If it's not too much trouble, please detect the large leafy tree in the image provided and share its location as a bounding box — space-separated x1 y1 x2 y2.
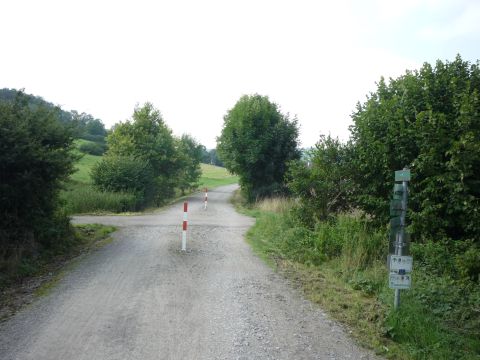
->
350 55 480 244
98 103 179 204
217 94 300 201
0 91 76 268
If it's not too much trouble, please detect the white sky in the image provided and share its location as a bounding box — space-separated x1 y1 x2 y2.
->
1 0 479 148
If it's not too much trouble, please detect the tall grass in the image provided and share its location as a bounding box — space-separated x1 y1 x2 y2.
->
255 197 294 213
61 183 139 215
243 197 480 360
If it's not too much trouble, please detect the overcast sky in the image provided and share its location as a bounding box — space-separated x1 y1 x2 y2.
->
1 0 479 148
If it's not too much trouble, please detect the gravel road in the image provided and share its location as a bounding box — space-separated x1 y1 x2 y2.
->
0 184 380 360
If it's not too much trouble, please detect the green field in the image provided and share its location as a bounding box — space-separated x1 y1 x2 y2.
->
70 156 237 189
198 163 239 189
71 140 102 184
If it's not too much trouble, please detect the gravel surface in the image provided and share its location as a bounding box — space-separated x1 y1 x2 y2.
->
0 184 381 360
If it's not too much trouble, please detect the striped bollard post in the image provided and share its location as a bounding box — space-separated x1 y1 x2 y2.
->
182 201 188 251
204 188 208 210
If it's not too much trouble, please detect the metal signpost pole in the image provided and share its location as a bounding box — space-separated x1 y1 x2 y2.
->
394 176 409 309
389 168 412 310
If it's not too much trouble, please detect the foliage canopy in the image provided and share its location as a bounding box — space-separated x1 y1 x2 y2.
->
92 103 202 205
217 94 300 201
349 55 480 246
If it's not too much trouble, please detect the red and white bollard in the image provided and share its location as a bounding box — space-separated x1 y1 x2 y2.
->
182 201 188 251
204 188 208 210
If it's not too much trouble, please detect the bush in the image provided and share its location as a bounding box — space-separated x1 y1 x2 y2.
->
91 155 155 206
349 55 480 250
79 141 106 156
287 136 353 225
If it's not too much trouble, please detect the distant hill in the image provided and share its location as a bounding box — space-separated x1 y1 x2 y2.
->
0 88 108 154
0 88 74 124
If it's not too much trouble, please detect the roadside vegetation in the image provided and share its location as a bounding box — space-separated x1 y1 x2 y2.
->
0 91 117 291
0 92 78 286
223 56 480 359
238 197 480 359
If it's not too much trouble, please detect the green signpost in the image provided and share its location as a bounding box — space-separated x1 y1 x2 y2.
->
388 168 413 309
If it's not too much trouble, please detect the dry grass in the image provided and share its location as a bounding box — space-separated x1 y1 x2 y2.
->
255 197 294 213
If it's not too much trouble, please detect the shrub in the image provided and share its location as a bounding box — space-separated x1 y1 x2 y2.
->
287 135 353 225
91 155 155 206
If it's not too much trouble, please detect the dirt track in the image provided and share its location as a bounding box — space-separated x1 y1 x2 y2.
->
0 184 380 360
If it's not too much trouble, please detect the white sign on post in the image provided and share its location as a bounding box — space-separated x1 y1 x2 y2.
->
389 273 412 289
389 255 413 272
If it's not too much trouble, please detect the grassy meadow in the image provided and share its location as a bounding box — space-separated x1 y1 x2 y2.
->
198 163 239 189
71 140 102 183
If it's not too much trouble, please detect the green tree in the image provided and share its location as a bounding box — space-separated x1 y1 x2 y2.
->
0 91 77 272
217 94 300 201
176 134 203 194
350 55 480 247
104 103 179 204
84 118 107 137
